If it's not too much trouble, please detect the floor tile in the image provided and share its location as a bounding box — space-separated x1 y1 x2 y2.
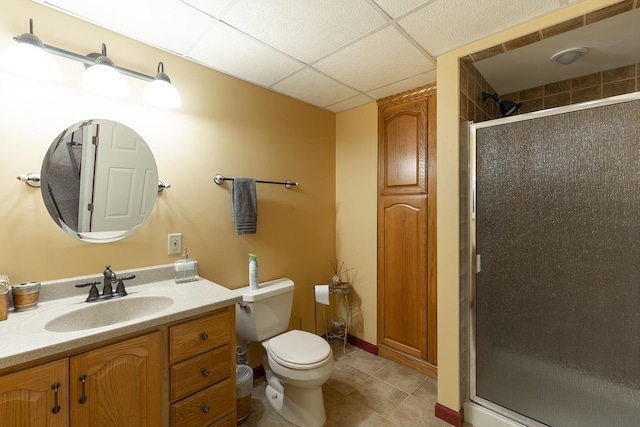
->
412 376 438 405
326 359 371 395
349 376 409 418
239 343 468 427
324 386 385 427
373 359 427 393
343 346 390 376
386 395 450 427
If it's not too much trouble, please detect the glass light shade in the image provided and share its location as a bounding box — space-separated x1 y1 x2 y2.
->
551 47 588 65
0 41 61 82
143 77 182 108
81 62 129 97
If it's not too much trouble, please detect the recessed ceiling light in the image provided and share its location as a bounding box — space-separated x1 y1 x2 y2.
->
551 47 588 65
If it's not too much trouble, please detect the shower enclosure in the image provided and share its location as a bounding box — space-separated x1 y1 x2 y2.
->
469 93 640 427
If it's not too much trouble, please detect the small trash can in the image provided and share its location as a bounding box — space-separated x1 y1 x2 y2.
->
236 365 253 424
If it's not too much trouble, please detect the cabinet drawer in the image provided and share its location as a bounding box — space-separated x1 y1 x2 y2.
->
171 378 234 427
171 345 231 401
208 411 236 427
170 310 230 364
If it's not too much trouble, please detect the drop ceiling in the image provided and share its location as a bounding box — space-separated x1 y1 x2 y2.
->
34 0 635 113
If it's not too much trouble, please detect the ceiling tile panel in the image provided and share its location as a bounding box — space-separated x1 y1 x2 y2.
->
326 93 377 113
188 22 304 87
399 0 563 56
35 0 630 113
221 0 388 63
372 0 434 18
180 0 238 18
271 68 359 107
314 26 434 92
365 70 436 100
39 0 215 54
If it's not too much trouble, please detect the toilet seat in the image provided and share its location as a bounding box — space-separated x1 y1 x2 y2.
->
266 330 332 370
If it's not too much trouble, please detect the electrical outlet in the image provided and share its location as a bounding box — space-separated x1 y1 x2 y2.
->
168 233 182 255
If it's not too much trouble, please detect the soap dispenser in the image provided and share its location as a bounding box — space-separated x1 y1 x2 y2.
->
175 248 196 284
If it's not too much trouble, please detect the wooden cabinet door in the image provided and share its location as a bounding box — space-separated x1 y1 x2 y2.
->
378 195 428 359
70 332 162 427
0 359 68 427
378 98 432 195
377 85 437 372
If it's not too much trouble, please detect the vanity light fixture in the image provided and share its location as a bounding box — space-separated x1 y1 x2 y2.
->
81 43 129 98
143 62 182 108
0 19 61 82
0 18 182 108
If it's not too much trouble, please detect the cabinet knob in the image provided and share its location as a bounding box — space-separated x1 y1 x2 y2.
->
202 369 209 377
200 333 208 341
202 405 210 413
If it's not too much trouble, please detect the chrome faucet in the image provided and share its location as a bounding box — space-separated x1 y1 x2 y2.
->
75 265 136 302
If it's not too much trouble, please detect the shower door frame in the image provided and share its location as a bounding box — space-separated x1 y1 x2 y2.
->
467 91 640 427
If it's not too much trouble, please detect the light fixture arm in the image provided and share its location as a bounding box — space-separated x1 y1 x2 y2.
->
41 43 154 82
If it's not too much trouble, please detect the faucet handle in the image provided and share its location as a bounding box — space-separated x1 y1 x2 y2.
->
114 279 127 297
75 281 101 302
114 275 135 297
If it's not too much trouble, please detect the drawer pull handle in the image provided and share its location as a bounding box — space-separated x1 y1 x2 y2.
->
200 333 208 341
202 404 210 413
51 382 61 414
78 374 87 404
202 369 209 377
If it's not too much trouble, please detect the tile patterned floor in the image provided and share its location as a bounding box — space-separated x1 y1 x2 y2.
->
240 341 461 427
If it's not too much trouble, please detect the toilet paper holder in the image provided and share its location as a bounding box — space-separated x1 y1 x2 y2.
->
313 282 351 354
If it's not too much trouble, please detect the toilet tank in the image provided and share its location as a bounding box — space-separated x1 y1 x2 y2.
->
234 278 294 343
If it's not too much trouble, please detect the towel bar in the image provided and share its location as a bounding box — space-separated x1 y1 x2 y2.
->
214 174 298 189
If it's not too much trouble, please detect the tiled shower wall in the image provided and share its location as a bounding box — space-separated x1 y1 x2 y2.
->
503 63 640 114
457 0 640 411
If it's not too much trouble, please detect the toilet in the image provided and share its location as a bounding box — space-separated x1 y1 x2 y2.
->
234 278 334 427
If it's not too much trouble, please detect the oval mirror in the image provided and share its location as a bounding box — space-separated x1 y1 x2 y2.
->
40 119 158 243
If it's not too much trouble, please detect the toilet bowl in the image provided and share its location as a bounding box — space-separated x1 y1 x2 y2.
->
262 330 334 427
234 278 335 427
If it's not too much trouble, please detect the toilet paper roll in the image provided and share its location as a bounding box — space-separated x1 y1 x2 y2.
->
314 285 330 305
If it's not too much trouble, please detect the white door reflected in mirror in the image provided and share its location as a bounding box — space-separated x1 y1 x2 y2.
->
40 119 159 243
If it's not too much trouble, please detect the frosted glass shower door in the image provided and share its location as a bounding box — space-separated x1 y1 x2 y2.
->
471 96 640 427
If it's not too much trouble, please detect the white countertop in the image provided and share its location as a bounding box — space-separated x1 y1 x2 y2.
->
0 265 241 371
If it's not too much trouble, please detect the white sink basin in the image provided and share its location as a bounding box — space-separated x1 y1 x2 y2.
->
45 296 174 332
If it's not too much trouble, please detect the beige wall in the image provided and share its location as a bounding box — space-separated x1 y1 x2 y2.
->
335 102 378 344
0 0 336 338
436 0 622 414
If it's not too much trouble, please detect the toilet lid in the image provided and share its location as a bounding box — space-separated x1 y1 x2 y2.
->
267 330 332 368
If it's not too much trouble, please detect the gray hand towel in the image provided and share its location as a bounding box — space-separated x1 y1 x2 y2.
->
232 177 257 235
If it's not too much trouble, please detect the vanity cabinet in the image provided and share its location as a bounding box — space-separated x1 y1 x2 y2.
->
0 304 236 427
169 308 236 427
70 332 162 427
0 358 69 426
